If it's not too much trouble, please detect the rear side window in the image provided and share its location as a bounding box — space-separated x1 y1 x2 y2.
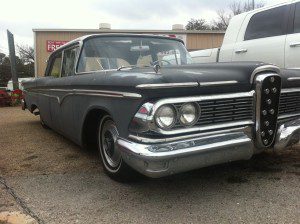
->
245 5 289 40
294 3 300 33
49 53 62 78
61 47 78 77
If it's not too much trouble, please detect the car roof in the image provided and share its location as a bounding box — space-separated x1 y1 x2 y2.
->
53 33 184 54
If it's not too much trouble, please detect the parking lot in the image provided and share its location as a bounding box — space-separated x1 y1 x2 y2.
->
0 106 299 223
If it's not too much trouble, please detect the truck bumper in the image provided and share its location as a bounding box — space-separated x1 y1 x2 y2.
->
118 118 300 178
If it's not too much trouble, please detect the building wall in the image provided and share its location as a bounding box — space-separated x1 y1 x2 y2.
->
186 33 224 51
35 31 87 76
35 31 224 76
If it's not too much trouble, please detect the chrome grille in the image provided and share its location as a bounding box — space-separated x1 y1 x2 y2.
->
174 96 253 127
279 91 300 116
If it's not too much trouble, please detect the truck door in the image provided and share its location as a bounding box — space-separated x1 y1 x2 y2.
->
232 5 290 68
285 2 300 69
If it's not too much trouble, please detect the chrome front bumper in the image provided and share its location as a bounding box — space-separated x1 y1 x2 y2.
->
118 118 300 178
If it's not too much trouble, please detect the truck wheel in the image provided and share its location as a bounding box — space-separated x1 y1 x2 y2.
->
98 115 139 182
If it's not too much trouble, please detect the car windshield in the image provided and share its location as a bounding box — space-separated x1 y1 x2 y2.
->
77 36 192 73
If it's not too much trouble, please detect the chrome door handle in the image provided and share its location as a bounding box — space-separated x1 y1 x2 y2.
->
290 42 300 47
235 49 248 53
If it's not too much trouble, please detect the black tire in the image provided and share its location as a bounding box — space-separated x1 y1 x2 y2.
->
97 115 140 182
40 115 50 129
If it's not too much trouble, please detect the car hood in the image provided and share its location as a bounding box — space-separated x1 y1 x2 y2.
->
99 62 278 98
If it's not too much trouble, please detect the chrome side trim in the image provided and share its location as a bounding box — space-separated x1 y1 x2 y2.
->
136 82 199 89
199 80 238 86
129 126 251 143
26 88 142 105
250 65 280 83
287 77 300 81
48 88 142 98
281 88 300 93
151 121 254 136
153 91 255 107
278 113 300 120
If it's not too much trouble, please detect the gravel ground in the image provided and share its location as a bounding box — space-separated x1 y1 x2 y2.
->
0 106 299 224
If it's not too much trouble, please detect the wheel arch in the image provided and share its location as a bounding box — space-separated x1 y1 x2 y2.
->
81 106 113 150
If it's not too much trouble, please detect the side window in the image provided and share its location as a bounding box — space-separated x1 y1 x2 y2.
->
294 3 300 33
49 53 62 78
245 6 289 41
61 47 78 77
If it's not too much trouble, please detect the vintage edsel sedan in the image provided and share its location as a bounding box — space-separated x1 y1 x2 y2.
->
22 34 300 181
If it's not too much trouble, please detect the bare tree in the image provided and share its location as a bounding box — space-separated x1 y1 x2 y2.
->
186 18 211 30
212 1 265 30
17 45 34 63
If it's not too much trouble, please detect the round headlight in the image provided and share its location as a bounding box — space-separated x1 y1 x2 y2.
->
179 103 200 126
155 105 177 129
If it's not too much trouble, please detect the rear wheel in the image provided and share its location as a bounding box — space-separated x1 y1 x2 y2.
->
98 115 139 182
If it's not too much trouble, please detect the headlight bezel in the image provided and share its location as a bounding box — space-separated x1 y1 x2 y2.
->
179 102 201 126
154 104 177 130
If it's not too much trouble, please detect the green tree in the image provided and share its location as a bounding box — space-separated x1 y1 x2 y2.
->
186 19 211 30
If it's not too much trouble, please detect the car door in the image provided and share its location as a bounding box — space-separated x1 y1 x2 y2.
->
232 5 290 68
49 45 79 138
285 2 300 69
36 53 63 128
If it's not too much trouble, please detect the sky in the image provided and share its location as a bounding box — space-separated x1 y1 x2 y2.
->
0 0 287 54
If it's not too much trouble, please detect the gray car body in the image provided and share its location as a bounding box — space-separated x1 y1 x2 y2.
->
23 34 300 151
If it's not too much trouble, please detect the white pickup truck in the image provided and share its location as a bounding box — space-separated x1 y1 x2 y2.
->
191 0 300 69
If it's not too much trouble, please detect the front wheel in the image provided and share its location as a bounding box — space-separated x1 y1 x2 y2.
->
98 115 139 182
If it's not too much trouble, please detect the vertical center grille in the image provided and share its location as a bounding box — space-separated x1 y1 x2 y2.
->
255 74 281 148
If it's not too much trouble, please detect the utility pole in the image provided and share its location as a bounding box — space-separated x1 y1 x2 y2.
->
7 30 18 90
252 0 255 10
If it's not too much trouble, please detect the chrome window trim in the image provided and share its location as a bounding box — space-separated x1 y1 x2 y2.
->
136 82 199 89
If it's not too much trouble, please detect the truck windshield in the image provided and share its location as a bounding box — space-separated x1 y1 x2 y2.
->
77 36 192 73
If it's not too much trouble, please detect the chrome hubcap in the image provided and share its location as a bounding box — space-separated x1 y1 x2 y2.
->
101 119 121 169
